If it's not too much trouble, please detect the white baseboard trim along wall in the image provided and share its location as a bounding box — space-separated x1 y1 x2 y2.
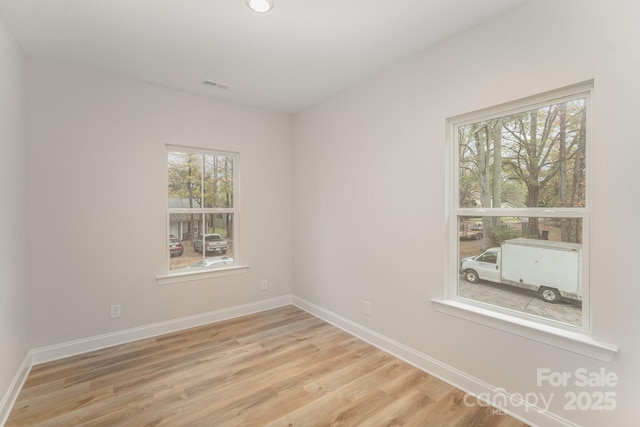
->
292 296 577 427
3 295 576 427
31 295 294 365
0 353 32 427
1 296 293 424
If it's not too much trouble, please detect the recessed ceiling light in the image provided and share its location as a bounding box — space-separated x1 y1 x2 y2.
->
245 0 274 13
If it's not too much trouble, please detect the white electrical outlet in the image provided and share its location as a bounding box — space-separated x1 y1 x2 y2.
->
110 304 122 319
261 280 268 290
363 300 371 315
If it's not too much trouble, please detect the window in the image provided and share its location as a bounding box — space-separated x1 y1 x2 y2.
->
166 146 238 273
449 83 591 330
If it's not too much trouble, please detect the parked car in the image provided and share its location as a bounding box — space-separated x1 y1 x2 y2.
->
193 233 228 254
471 222 483 231
188 256 234 269
459 223 483 240
169 237 184 257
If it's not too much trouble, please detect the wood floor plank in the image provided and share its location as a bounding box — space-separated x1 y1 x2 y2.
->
358 386 434 426
7 306 528 427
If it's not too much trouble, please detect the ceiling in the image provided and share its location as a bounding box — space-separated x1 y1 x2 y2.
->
0 0 525 113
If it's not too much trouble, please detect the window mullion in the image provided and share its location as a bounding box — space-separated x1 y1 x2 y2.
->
456 208 587 218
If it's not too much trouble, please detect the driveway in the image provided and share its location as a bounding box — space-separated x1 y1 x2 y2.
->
458 276 582 326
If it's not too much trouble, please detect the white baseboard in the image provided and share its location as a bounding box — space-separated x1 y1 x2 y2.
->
31 295 293 365
292 296 577 427
0 352 32 427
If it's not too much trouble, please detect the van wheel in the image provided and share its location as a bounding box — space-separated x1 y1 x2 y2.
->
541 287 561 303
464 270 479 283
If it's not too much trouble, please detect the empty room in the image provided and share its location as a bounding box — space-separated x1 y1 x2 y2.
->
0 1 638 426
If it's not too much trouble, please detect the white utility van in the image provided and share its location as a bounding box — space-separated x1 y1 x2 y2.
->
460 238 582 303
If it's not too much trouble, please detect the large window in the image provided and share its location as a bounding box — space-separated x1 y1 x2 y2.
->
450 83 591 329
167 146 238 273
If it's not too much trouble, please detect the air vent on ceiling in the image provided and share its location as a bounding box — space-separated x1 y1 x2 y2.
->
203 80 230 90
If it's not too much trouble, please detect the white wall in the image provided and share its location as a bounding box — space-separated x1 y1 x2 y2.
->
0 11 29 411
292 0 639 425
26 59 293 348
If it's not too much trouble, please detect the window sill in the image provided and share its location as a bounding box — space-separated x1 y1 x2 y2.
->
157 264 249 285
431 298 618 363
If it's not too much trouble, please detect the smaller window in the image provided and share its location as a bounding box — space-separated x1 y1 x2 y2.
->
166 147 238 273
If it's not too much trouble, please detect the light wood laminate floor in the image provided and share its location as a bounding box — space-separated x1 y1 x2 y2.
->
7 306 528 426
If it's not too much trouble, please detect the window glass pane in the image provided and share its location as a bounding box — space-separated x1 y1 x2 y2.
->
189 213 235 270
168 152 203 208
204 154 234 209
203 212 234 253
458 216 582 326
169 213 236 271
169 213 204 271
458 98 586 209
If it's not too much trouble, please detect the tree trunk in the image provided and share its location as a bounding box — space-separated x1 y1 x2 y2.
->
558 102 569 241
568 107 587 243
526 111 541 237
490 119 502 241
474 124 492 248
527 185 540 237
475 124 492 209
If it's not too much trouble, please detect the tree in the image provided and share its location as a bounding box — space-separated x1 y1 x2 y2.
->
459 98 586 244
168 152 203 238
459 120 505 247
564 102 586 243
502 106 559 236
490 118 503 240
201 154 234 238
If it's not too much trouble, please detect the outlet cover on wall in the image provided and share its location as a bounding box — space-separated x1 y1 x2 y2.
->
110 304 121 319
363 300 371 315
261 280 268 290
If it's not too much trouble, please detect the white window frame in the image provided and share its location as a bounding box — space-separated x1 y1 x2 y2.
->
432 81 618 362
157 145 248 284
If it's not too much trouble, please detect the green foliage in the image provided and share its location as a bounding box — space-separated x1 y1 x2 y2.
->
168 151 236 238
493 224 519 246
458 98 586 210
168 152 234 208
168 152 203 207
